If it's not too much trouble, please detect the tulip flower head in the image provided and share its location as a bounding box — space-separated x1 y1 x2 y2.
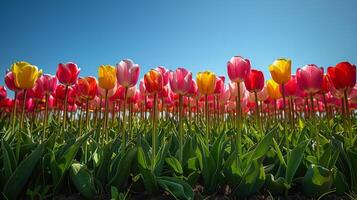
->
227 56 251 82
244 69 264 93
144 69 163 94
214 76 225 95
155 66 170 86
116 59 140 88
11 61 42 89
4 71 20 92
37 74 57 95
56 62 80 86
0 86 7 99
76 76 98 100
327 61 356 92
296 64 323 94
98 65 117 90
266 79 282 100
196 71 216 95
169 67 193 95
269 58 292 85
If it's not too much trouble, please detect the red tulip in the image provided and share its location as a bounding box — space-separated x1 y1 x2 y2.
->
56 62 80 85
116 59 140 88
227 56 251 82
321 74 330 94
169 68 192 95
280 75 298 97
296 64 323 94
76 76 98 100
38 74 57 94
4 71 20 92
187 80 198 97
244 69 264 93
327 62 356 92
0 86 6 99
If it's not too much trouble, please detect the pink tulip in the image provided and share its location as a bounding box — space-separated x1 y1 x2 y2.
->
4 71 20 92
38 74 58 94
227 56 251 82
296 64 323 94
187 80 198 97
155 66 170 86
214 76 225 95
257 85 269 101
0 86 6 99
169 68 192 95
56 62 80 85
116 59 140 88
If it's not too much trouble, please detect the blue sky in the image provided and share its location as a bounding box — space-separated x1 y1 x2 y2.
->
1 0 357 88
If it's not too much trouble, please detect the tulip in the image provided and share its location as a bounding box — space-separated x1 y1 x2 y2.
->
5 71 20 92
227 57 251 152
11 62 42 90
76 76 98 101
116 59 140 88
98 65 117 139
144 69 163 94
56 62 80 86
349 84 357 103
169 68 193 95
280 75 297 98
244 69 264 93
297 64 324 118
244 69 264 131
227 56 251 82
98 65 117 90
267 80 282 100
214 76 225 95
327 62 356 121
11 61 42 129
76 76 98 128
155 66 170 86
196 71 216 142
0 86 6 99
169 67 193 161
196 71 216 95
144 69 163 160
296 64 323 94
269 58 291 85
327 62 356 92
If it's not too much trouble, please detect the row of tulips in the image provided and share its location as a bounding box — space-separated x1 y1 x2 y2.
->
0 56 356 199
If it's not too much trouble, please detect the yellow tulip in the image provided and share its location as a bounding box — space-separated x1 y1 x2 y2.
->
196 71 216 95
266 79 282 100
269 58 291 84
11 61 42 89
98 65 117 90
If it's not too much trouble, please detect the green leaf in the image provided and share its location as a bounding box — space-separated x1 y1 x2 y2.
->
165 156 183 175
70 162 97 199
3 144 44 200
1 140 17 182
285 139 310 184
245 127 276 170
157 176 194 200
333 169 348 195
109 147 137 190
302 164 333 197
53 131 92 191
264 174 286 194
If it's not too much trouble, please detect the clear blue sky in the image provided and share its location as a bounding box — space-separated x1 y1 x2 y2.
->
1 0 357 87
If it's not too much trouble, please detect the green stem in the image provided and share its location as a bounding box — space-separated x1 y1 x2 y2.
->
179 94 184 162
104 89 109 141
20 89 27 129
152 93 158 166
43 93 49 140
63 85 69 132
12 91 17 134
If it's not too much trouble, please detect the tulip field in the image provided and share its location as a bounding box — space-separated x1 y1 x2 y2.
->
0 58 356 200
